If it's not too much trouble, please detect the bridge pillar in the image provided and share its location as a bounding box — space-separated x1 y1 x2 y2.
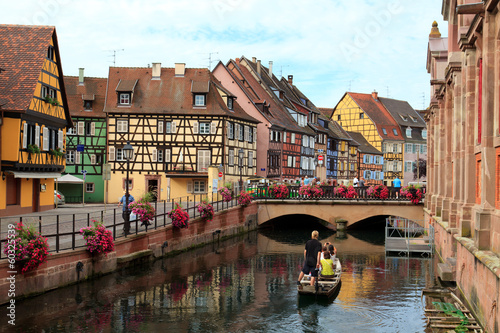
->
336 219 347 239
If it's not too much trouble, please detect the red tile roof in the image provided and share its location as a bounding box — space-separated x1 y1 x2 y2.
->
0 25 55 111
104 66 258 123
345 92 404 141
64 76 107 118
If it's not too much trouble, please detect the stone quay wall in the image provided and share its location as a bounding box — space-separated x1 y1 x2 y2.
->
0 203 258 305
427 211 500 333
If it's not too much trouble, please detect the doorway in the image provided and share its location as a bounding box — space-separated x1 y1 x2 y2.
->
147 179 158 201
32 179 40 212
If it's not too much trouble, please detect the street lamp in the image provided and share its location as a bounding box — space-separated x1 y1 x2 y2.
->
123 141 134 235
238 148 244 192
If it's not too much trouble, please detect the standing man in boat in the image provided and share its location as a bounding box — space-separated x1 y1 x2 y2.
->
297 230 323 287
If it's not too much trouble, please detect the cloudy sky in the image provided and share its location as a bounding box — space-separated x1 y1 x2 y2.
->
2 0 447 110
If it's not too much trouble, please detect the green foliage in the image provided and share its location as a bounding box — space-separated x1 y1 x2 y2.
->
27 144 40 154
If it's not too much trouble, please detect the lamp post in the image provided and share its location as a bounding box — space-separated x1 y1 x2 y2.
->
123 141 134 235
238 148 244 192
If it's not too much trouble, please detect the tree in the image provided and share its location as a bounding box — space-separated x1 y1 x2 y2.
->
412 158 427 180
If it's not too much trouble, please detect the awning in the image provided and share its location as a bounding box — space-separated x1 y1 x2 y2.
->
56 174 84 184
8 171 61 179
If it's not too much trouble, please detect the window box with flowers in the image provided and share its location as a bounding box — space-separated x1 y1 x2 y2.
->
27 144 41 154
400 184 423 204
43 95 60 106
3 222 49 274
196 198 214 221
366 184 389 199
80 220 114 256
268 184 289 199
218 183 233 202
168 203 190 228
129 192 156 226
299 184 324 199
237 191 252 207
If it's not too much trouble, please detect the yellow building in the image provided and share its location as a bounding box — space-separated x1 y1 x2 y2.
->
333 91 404 186
0 25 72 216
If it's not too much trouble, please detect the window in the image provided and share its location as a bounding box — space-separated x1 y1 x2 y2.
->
239 124 244 141
47 46 54 60
194 180 206 193
382 143 386 153
227 98 233 110
229 149 234 165
199 122 210 135
116 148 124 161
337 115 341 121
66 150 75 164
90 154 96 165
406 143 412 153
124 179 133 191
117 120 128 133
393 144 398 153
84 100 93 111
86 183 95 193
421 145 427 154
165 121 177 134
228 122 234 139
41 85 48 98
393 161 399 171
119 93 130 105
393 128 398 136
197 150 210 172
158 121 164 133
359 113 364 119
405 161 413 172
382 128 387 135
67 127 76 135
49 88 56 99
194 94 206 106
291 132 296 144
406 127 412 138
85 122 95 136
287 155 292 167
248 151 253 167
244 126 249 142
158 149 164 163
422 129 427 139
165 149 171 162
248 126 253 142
413 144 420 153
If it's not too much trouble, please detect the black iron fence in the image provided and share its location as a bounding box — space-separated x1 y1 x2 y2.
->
0 185 425 259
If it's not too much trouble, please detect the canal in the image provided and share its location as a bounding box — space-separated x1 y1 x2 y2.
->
3 217 436 332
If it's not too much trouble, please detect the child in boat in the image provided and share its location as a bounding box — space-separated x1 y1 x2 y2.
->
320 251 335 278
328 244 337 262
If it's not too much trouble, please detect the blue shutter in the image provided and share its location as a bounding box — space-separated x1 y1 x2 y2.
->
379 156 384 165
380 172 384 180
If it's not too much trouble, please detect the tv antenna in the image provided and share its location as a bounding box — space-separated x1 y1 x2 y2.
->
207 52 219 70
422 92 426 109
107 49 124 66
278 65 289 79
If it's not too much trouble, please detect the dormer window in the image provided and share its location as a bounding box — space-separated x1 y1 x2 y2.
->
406 127 412 138
227 97 233 110
422 129 427 139
119 93 130 105
194 94 206 106
393 128 398 136
409 115 418 122
84 100 93 111
382 128 387 135
399 114 408 121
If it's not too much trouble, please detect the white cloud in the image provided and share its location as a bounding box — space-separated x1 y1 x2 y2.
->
1 0 447 110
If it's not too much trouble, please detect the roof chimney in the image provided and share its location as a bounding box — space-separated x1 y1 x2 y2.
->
252 57 257 63
269 61 273 76
152 63 161 80
78 68 84 85
288 75 293 85
257 60 261 76
429 21 441 38
372 90 378 100
175 63 185 77
235 58 240 65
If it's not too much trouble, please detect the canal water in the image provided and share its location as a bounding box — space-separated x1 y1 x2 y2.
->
3 218 436 332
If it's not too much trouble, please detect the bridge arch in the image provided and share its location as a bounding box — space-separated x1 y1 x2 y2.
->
256 200 424 228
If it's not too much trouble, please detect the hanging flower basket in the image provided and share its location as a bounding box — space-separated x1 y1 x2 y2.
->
196 198 214 221
3 222 49 274
334 184 357 198
400 185 423 204
299 184 324 199
218 186 233 202
237 191 252 207
168 203 190 228
80 220 114 256
366 184 389 199
268 184 289 199
129 192 156 226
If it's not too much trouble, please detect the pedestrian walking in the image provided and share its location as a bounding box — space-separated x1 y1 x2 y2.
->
118 192 135 235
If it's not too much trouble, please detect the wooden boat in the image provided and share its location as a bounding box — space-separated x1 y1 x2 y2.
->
422 288 483 332
297 258 341 297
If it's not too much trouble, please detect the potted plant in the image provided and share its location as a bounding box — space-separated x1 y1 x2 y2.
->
334 184 357 198
3 222 50 274
49 147 64 157
168 203 190 228
366 184 389 199
400 184 423 204
237 191 252 207
128 192 156 226
268 183 289 199
80 220 114 256
196 198 214 221
299 184 324 199
27 144 40 154
218 183 233 202
43 95 59 106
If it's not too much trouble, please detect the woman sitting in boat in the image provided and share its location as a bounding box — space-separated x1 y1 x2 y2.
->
328 244 337 262
319 251 335 278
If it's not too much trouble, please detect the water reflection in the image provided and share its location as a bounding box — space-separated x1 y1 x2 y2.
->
3 224 434 332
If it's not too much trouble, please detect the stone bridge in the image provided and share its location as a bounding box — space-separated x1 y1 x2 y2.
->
256 200 424 228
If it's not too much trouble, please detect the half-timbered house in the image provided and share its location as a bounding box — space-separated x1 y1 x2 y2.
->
104 63 258 201
0 25 72 216
347 131 384 186
63 70 107 202
333 91 404 186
